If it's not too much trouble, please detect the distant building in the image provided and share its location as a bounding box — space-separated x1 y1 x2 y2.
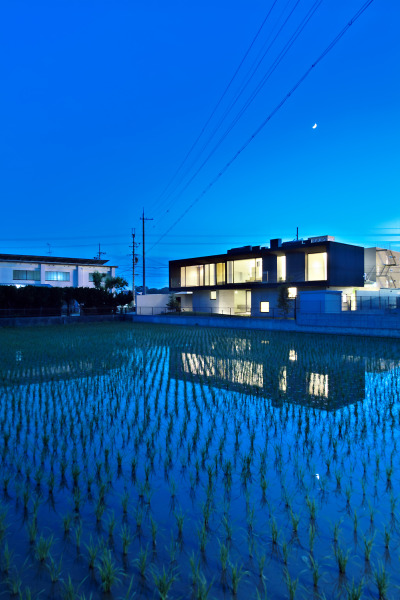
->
169 236 400 316
0 254 117 288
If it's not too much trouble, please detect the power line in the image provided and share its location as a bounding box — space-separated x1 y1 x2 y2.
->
156 0 322 218
149 0 376 253
149 0 280 217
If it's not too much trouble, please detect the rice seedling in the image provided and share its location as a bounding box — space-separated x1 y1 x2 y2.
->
230 562 248 596
334 543 350 574
1 541 14 574
283 568 298 600
96 548 122 593
373 561 389 599
85 535 98 569
47 553 63 583
135 544 148 579
35 534 54 561
120 524 133 556
346 578 364 600
151 565 178 600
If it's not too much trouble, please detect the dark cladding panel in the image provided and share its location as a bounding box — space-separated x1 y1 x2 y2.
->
286 253 305 282
329 243 364 287
169 264 180 288
262 254 277 283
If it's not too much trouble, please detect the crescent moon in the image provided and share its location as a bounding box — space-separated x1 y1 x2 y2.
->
312 123 317 129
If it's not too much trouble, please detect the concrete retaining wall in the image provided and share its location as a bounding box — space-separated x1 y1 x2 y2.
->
129 313 400 339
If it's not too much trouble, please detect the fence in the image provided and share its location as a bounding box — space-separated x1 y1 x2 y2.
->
136 305 294 318
299 295 400 315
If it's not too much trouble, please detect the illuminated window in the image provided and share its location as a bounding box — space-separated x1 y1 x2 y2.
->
288 287 297 299
307 252 327 281
184 265 204 287
210 291 217 300
204 264 210 286
13 270 40 281
233 258 262 283
227 261 233 284
289 349 297 361
45 272 70 281
180 267 186 287
209 264 216 286
260 301 269 313
277 256 286 282
216 263 225 285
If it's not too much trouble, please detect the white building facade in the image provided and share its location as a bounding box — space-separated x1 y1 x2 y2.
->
0 254 116 288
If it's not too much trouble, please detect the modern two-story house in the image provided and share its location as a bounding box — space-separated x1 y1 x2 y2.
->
169 235 370 316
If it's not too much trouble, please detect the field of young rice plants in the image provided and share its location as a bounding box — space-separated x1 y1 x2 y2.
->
0 322 400 599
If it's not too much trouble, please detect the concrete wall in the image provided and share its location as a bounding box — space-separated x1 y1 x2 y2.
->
137 294 170 315
299 290 342 314
191 289 235 314
130 313 400 339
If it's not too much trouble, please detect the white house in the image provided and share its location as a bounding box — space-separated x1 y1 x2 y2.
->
0 254 117 288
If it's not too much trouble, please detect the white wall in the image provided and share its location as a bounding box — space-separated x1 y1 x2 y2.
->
192 289 235 315
0 261 113 288
137 294 169 315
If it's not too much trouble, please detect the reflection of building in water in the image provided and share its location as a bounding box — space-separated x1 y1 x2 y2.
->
182 353 264 388
170 335 400 410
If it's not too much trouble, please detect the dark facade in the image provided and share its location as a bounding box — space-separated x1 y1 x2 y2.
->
169 236 365 292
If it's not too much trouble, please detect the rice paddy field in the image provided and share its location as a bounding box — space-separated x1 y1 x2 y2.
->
0 322 400 599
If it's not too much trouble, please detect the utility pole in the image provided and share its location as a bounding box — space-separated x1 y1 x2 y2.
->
140 209 153 295
95 243 106 260
130 229 140 308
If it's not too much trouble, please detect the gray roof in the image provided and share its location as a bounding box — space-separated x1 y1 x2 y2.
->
0 253 109 266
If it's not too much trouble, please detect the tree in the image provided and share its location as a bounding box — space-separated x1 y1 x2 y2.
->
104 276 128 292
277 284 290 318
166 294 181 312
92 271 106 290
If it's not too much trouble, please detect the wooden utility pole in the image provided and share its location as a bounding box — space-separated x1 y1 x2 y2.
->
140 209 153 295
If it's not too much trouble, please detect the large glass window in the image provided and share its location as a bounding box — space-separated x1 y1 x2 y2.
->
45 271 70 281
216 263 225 285
307 252 327 281
231 258 262 283
209 264 216 286
180 263 216 287
227 261 233 284
277 256 286 282
13 270 40 281
183 265 204 287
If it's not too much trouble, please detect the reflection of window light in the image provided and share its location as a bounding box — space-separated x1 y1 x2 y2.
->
289 349 297 361
210 291 217 300
288 287 297 299
16 351 22 362
309 373 328 397
181 352 263 387
260 301 269 313
279 366 287 392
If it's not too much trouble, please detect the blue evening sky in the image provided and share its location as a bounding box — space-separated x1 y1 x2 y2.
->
0 0 399 288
